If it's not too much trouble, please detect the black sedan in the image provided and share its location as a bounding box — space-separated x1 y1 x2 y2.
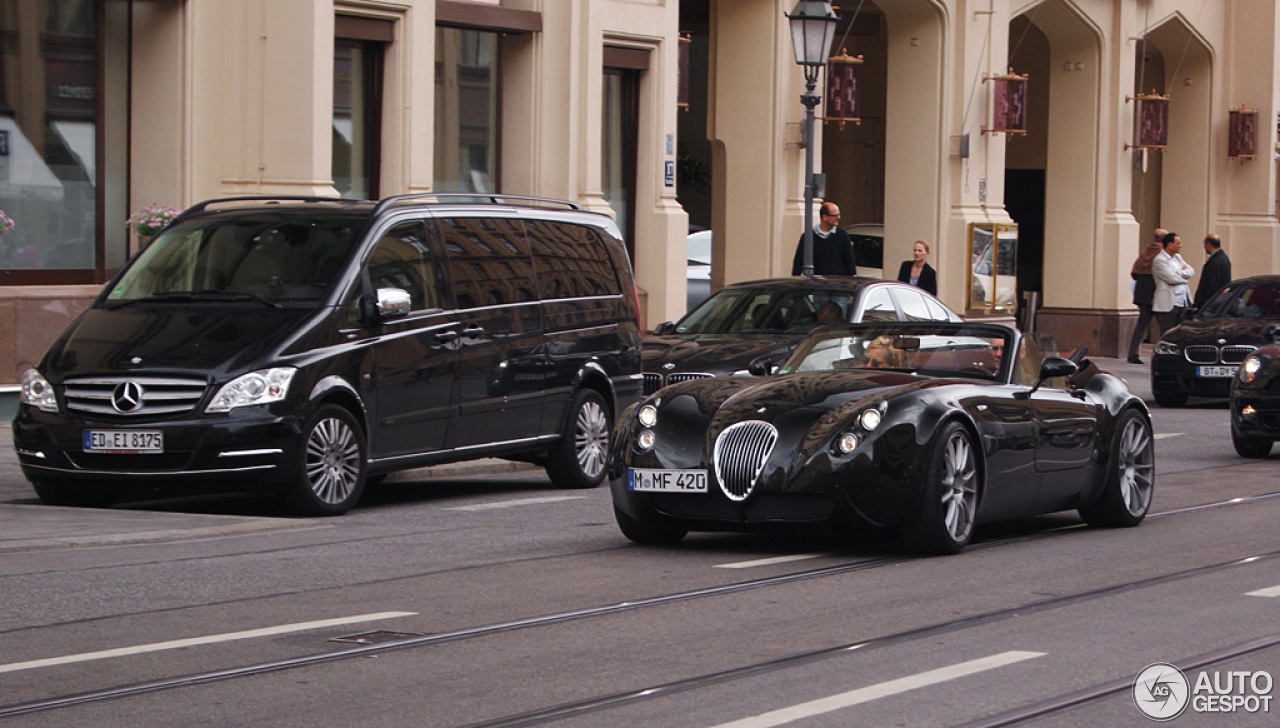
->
644 277 959 395
610 322 1154 555
1151 275 1280 407
1230 324 1280 457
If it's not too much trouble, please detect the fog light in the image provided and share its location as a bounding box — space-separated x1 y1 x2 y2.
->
837 432 859 454
637 429 656 450
1242 404 1257 417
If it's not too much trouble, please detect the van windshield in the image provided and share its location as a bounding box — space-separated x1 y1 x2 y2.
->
106 215 363 304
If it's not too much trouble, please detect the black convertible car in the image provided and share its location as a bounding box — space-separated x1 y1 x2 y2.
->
1230 324 1280 457
644 277 959 395
610 322 1154 554
1152 275 1280 407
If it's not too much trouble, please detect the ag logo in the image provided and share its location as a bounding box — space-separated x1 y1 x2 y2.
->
1134 662 1190 721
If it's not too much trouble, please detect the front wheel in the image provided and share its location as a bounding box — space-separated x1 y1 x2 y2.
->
1232 424 1273 458
280 404 366 516
1079 410 1154 527
546 389 611 489
901 421 980 555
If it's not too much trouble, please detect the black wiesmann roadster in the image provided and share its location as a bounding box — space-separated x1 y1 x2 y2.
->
608 322 1155 554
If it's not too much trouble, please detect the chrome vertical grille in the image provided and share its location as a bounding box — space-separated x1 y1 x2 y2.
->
643 373 663 395
1222 345 1256 365
667 373 712 385
1183 346 1219 364
713 420 778 502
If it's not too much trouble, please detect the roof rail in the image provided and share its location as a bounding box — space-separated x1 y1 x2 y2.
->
186 196 359 213
370 193 583 218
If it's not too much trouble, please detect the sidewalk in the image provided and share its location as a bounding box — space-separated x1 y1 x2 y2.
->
0 349 1153 553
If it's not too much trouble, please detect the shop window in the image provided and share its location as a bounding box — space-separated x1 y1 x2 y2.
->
333 16 390 200
434 27 499 193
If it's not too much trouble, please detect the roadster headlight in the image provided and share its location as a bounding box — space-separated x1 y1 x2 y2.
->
1154 341 1181 356
836 431 860 454
637 429 656 450
20 369 58 413
637 404 658 428
857 408 882 431
1240 355 1263 384
206 368 296 413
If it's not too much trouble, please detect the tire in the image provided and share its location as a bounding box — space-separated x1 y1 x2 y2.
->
546 389 611 489
614 506 687 545
1153 390 1187 408
281 404 366 516
1079 410 1155 527
1232 424 1273 458
901 421 980 555
30 479 113 508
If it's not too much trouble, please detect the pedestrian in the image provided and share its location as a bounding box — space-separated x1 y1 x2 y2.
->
1152 231 1194 335
1193 233 1232 309
791 202 856 276
896 240 938 295
1125 228 1165 364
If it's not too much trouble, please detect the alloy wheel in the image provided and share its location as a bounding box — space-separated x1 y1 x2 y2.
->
575 400 609 480
1117 417 1155 516
941 431 978 542
305 417 361 505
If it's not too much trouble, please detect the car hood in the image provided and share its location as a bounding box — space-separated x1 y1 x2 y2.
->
40 305 319 380
1164 317 1278 346
642 334 802 375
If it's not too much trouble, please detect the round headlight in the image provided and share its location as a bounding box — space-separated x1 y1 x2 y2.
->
637 404 658 428
1241 355 1263 383
858 408 882 431
837 431 859 454
637 429 656 450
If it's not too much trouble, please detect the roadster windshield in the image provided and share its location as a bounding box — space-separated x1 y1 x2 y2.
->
106 214 365 304
783 325 1010 381
674 287 857 334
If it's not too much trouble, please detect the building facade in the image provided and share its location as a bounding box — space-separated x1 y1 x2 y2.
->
0 0 1276 385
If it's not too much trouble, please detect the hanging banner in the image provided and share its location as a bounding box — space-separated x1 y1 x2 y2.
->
824 50 863 128
1135 93 1170 149
990 74 1028 134
1228 107 1258 159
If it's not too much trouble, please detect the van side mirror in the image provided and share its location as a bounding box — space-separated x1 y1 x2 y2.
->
747 356 773 377
362 288 411 324
1016 356 1077 399
654 321 676 335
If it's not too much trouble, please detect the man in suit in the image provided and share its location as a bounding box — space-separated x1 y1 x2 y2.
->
792 202 857 276
1152 231 1195 335
1193 233 1232 309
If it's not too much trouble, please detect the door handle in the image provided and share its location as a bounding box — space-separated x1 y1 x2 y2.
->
462 324 486 337
434 330 459 344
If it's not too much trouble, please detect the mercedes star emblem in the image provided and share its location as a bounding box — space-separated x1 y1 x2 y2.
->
111 381 144 413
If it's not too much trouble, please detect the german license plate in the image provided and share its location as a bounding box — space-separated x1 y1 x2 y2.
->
83 430 164 454
1196 365 1236 378
627 468 707 493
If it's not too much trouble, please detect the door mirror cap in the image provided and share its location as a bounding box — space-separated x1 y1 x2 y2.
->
747 356 773 377
375 288 412 320
1038 356 1078 380
654 321 676 335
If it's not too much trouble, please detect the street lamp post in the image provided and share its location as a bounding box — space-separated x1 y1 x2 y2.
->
786 0 839 276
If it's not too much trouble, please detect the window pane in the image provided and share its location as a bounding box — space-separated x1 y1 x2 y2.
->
434 27 497 193
333 42 376 200
438 218 533 309
368 222 439 311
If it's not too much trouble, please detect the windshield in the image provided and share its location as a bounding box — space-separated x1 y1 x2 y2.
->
106 215 364 303
781 324 1009 381
675 287 857 335
1197 281 1280 319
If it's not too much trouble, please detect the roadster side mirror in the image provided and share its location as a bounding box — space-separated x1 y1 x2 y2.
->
1015 356 1078 399
747 356 773 377
654 321 676 335
1264 324 1280 344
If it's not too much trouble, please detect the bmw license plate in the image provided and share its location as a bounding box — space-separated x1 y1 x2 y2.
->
1196 365 1236 378
84 430 164 454
627 468 707 493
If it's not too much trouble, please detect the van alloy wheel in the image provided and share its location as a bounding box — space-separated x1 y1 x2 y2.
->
284 404 366 516
547 389 611 489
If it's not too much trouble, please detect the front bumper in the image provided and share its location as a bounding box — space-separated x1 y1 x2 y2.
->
1231 389 1280 440
12 405 303 489
1151 354 1235 398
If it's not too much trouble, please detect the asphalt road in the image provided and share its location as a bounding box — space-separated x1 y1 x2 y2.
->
1 354 1276 727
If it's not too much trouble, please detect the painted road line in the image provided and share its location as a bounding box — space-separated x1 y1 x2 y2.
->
448 495 586 511
707 650 1046 728
714 554 829 570
0 611 417 675
1247 584 1280 598
1153 433 1184 440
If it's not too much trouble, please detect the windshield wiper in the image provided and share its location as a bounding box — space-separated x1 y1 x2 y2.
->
102 290 283 309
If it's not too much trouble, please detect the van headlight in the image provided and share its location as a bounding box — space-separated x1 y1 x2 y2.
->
20 369 58 413
206 368 296 413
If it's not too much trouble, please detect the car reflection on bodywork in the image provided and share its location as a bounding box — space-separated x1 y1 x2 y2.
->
612 322 1155 555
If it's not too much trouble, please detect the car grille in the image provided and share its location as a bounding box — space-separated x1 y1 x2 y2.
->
63 376 208 417
713 420 778 502
643 371 713 395
1184 345 1256 365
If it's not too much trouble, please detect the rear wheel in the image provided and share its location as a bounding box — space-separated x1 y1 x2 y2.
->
614 506 687 545
1232 424 1273 458
30 479 113 508
902 421 979 555
546 389 611 489
280 404 366 516
1079 410 1154 527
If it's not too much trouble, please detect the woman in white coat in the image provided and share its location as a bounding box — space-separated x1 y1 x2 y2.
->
1151 232 1195 335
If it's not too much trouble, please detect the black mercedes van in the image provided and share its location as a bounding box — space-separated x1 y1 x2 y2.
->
13 194 643 514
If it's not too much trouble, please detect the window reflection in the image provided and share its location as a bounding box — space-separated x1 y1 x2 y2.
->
434 27 498 193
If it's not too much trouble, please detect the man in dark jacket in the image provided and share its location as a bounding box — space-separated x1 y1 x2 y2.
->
1194 233 1231 309
792 202 857 276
